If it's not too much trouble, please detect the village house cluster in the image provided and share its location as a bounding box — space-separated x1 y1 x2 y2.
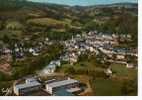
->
40 31 137 75
60 31 137 67
0 37 52 60
0 30 137 74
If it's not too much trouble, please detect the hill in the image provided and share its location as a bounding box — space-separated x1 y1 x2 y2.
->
0 0 138 44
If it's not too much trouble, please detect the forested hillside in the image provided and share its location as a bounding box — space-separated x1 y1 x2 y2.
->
0 0 138 42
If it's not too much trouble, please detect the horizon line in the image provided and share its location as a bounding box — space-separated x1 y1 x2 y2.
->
28 0 138 6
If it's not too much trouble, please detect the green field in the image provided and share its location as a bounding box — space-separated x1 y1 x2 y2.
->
111 63 137 77
111 63 128 76
93 78 122 96
27 18 68 28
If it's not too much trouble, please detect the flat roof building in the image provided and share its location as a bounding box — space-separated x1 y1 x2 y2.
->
13 78 41 96
46 78 79 94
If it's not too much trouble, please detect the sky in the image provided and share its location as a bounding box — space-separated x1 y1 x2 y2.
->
28 0 137 6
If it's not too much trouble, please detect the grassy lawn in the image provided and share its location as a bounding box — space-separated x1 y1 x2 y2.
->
75 61 104 71
94 78 122 96
57 61 104 76
111 63 137 78
111 63 128 76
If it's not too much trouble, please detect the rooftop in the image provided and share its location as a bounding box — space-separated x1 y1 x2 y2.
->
66 87 81 93
15 81 41 90
47 79 79 88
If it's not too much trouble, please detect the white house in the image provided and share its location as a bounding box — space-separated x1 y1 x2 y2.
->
43 64 56 74
3 48 11 54
116 55 125 60
126 63 134 69
105 68 112 76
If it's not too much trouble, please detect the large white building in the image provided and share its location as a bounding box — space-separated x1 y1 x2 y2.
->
45 78 80 94
13 78 41 95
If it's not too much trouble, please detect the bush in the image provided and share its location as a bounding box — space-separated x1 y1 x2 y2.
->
0 72 12 81
64 67 75 75
121 78 138 96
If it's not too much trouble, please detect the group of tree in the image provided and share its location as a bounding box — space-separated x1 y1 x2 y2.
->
0 0 45 11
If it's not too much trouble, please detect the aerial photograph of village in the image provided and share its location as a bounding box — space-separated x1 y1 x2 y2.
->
0 0 138 96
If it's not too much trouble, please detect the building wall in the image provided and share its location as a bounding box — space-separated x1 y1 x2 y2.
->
13 86 19 95
46 85 53 94
46 82 79 94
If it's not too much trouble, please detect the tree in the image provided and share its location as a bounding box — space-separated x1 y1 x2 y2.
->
2 35 10 44
121 78 137 96
0 21 3 30
64 67 75 75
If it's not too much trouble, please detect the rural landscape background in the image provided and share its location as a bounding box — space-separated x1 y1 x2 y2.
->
0 0 138 96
